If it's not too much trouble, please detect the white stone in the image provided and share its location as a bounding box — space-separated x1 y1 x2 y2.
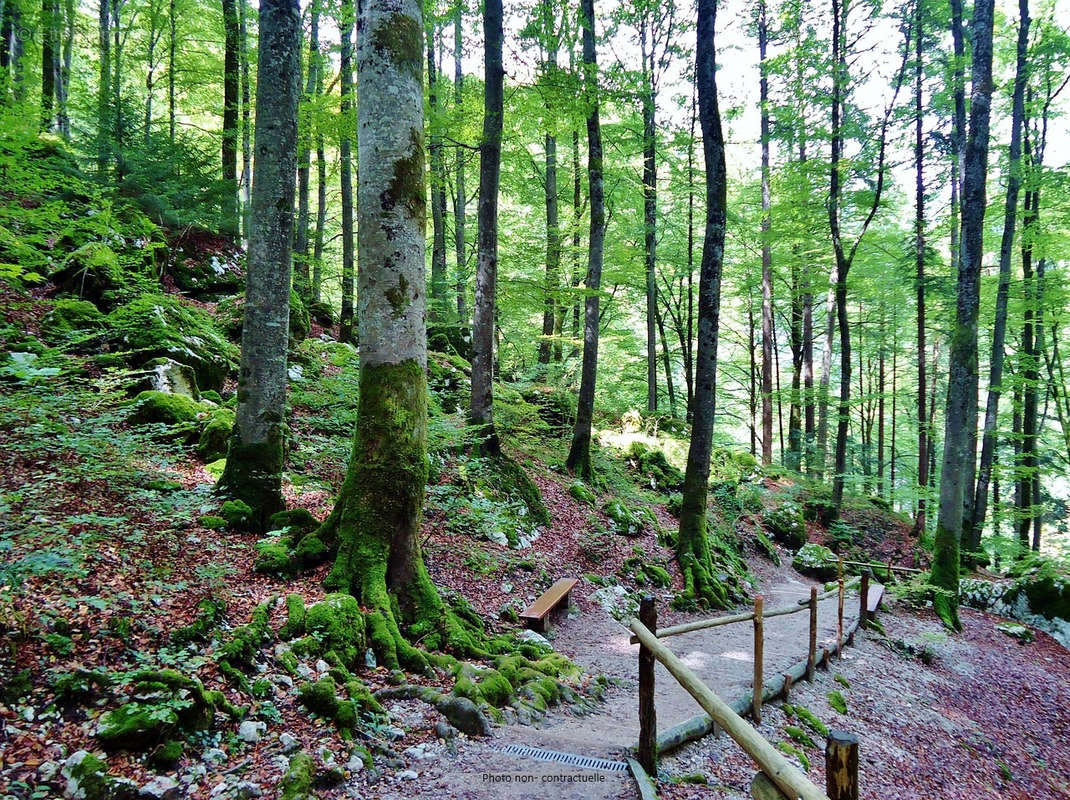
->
140 775 181 800
238 720 266 743
279 733 299 754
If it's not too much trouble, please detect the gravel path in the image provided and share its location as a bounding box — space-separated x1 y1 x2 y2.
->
367 571 862 800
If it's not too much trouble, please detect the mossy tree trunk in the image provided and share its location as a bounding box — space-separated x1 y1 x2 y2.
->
676 0 726 609
218 0 300 530
565 0 606 481
427 21 449 322
320 0 478 668
470 0 503 454
293 0 321 305
221 0 240 240
933 0 995 630
338 0 356 344
452 6 467 322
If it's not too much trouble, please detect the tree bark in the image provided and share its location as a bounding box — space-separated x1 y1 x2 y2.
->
538 0 560 365
758 0 773 466
338 1 356 343
239 0 251 238
453 4 467 321
427 20 449 321
564 0 606 480
967 0 1029 556
293 0 321 305
677 0 728 609
912 0 928 535
221 0 240 240
40 0 55 129
98 0 111 173
641 13 658 413
933 0 995 629
218 0 301 530
470 0 504 452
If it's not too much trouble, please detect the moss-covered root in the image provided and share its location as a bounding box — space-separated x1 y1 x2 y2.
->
218 598 276 686
675 510 729 611
320 360 487 666
280 751 315 800
216 429 287 533
374 684 493 737
279 593 307 640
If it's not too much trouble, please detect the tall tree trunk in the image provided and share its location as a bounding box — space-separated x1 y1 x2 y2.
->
758 0 773 465
677 0 728 609
40 0 55 129
98 0 111 173
293 0 321 305
218 0 300 530
168 0 175 144
565 0 605 479
538 0 560 365
877 307 885 498
320 0 480 666
967 0 1029 555
815 276 835 478
221 0 240 240
338 2 356 343
427 20 448 322
641 14 657 413
239 0 251 238
684 90 696 422
656 299 676 417
1018 179 1038 552
453 5 467 321
933 0 995 629
312 46 326 303
58 0 73 138
144 1 157 144
748 293 757 457
470 0 504 452
912 0 928 536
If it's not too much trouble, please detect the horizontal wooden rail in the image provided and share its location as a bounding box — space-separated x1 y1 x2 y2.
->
629 617 830 800
840 559 922 573
629 577 861 644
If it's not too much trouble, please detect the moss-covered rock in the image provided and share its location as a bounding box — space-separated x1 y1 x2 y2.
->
42 298 105 337
289 289 310 345
166 231 244 298
128 390 208 427
792 542 838 581
171 598 225 646
62 750 139 800
625 441 685 492
279 594 307 640
199 514 227 530
604 498 643 537
1005 556 1070 622
280 751 315 800
133 357 201 401
147 739 184 770
95 670 225 750
269 508 319 536
221 499 254 530
217 601 273 670
305 594 366 668
254 538 295 575
106 294 238 391
48 242 125 307
196 407 234 461
569 482 597 506
308 299 334 327
763 501 807 550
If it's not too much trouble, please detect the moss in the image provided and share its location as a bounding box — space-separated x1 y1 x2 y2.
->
201 389 224 404
625 441 685 492
640 564 672 588
790 705 829 737
569 481 597 506
199 514 227 530
776 741 810 771
254 539 295 575
52 669 113 705
785 725 816 748
305 594 366 669
603 498 642 537
298 677 340 717
280 751 314 800
218 600 273 671
217 429 287 532
371 13 424 83
763 501 807 550
196 407 235 462
290 636 320 658
474 669 514 707
279 594 307 640
128 390 208 427
148 740 184 770
289 289 310 344
294 534 328 567
827 690 847 714
221 499 254 529
49 242 123 306
792 543 838 581
42 298 104 336
269 508 319 536
172 598 225 646
277 649 299 674
345 678 385 717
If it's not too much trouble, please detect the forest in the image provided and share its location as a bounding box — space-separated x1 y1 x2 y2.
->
1 0 1069 797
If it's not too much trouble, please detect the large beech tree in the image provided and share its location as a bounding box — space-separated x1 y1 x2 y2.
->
676 0 728 608
218 0 301 529
318 0 477 664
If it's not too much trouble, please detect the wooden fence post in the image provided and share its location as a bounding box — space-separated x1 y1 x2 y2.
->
859 572 870 628
886 558 893 583
753 595 764 723
638 595 657 775
807 585 817 681
825 730 859 800
837 561 845 659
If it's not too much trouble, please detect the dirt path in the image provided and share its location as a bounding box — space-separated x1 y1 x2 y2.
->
367 573 861 800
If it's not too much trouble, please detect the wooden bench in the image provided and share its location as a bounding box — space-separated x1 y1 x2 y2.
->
520 578 578 632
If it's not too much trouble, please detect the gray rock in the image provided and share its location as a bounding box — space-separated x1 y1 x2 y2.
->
234 780 262 798
364 648 377 669
515 629 551 648
433 721 456 741
278 732 300 754
295 663 315 680
346 754 366 774
314 659 330 674
139 776 181 800
383 725 405 741
181 764 207 784
202 747 227 765
37 760 60 782
435 696 492 737
145 359 200 400
287 364 304 382
397 770 418 781
402 745 426 760
237 720 265 743
269 673 294 690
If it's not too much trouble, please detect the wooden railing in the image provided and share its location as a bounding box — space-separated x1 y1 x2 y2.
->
629 565 871 800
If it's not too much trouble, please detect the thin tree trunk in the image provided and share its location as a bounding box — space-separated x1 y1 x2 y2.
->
538 0 560 365
40 0 55 129
470 0 504 452
239 0 251 238
878 307 885 498
58 0 73 138
758 0 773 465
168 0 175 144
967 0 1029 555
98 0 111 173
221 0 240 239
312 48 326 303
453 5 467 321
913 0 928 535
293 0 320 305
933 0 995 629
677 0 728 608
219 0 300 529
642 14 658 413
427 20 449 322
338 2 356 343
565 0 606 479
